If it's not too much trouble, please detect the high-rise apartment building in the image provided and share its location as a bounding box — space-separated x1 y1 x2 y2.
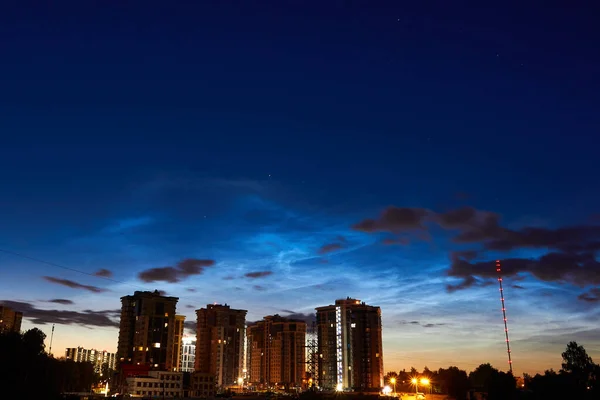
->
117 290 185 371
181 337 196 372
0 305 23 333
247 315 306 388
195 304 247 388
316 298 383 391
65 347 117 372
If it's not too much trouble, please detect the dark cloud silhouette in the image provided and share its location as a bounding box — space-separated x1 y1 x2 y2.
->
93 269 113 278
157 290 168 296
318 242 344 254
244 271 273 279
280 312 316 325
446 276 478 293
512 284 525 290
452 250 478 260
47 299 74 305
43 276 107 293
438 207 504 243
0 300 119 328
317 236 348 255
483 226 600 252
222 276 235 280
186 304 195 309
184 321 196 333
253 285 266 291
447 252 600 291
187 288 197 292
352 207 429 233
138 267 179 283
397 320 446 328
578 288 600 302
138 258 215 283
423 323 446 328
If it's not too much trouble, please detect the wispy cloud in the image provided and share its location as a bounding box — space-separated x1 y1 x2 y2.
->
43 277 107 293
1 300 119 328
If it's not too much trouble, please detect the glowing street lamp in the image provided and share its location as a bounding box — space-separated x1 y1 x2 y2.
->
389 377 396 396
411 378 430 399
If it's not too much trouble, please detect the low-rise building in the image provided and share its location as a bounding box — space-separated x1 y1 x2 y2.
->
191 372 216 398
125 371 183 398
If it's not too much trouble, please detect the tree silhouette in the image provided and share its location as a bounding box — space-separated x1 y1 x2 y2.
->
0 329 95 399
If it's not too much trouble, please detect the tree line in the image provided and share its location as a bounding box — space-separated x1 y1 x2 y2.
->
0 328 110 399
383 341 599 400
1 328 598 400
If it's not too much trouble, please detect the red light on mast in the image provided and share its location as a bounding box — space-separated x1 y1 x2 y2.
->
496 260 513 374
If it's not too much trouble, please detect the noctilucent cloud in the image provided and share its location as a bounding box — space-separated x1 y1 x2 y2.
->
1 1 599 375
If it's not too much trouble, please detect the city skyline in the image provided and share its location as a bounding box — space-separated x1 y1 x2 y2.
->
1 0 599 380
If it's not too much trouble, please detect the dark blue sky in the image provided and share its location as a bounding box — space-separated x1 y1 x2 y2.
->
1 1 599 373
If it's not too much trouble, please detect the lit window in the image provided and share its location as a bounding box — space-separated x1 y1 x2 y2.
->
351 323 356 328
153 343 161 348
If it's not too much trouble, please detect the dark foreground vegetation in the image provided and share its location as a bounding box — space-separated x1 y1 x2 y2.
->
0 328 105 399
1 328 598 400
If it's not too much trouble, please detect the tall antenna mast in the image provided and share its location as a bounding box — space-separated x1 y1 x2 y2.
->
49 324 55 357
496 260 513 373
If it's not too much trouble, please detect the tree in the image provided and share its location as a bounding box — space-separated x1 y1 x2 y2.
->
561 341 599 397
438 366 469 400
22 327 46 357
384 371 398 384
469 363 516 400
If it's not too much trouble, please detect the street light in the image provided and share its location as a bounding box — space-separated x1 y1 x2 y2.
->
389 378 396 396
411 378 430 399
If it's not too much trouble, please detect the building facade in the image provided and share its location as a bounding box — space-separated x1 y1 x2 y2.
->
0 305 23 333
181 337 196 372
316 298 383 391
247 315 306 389
125 370 183 398
195 303 247 388
191 372 216 398
65 347 116 372
117 290 185 371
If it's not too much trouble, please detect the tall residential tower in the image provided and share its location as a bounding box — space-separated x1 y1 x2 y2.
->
316 298 383 391
117 290 185 371
247 315 306 388
0 305 23 333
195 304 247 388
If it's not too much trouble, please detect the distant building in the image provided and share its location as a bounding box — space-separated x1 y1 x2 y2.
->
195 303 247 388
247 315 306 389
316 298 384 391
0 305 23 333
117 290 185 372
65 347 116 372
125 370 183 398
181 337 196 372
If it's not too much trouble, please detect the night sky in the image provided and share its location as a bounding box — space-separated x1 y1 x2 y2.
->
1 1 599 375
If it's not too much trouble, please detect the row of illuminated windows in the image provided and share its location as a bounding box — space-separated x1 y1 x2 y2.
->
136 391 179 396
136 382 181 388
